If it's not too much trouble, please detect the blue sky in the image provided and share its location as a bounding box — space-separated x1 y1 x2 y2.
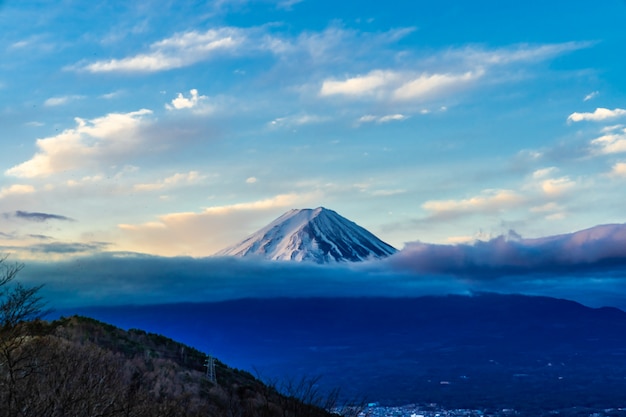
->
2 0 626 260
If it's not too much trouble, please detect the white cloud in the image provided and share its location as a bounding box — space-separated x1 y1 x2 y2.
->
101 90 124 99
202 193 317 214
320 70 400 97
357 115 377 124
422 189 523 217
584 91 599 102
25 121 45 127
393 70 484 101
369 188 406 196
532 167 558 179
81 28 245 73
357 114 408 124
458 41 592 66
379 114 408 123
590 127 626 155
165 89 212 113
567 108 626 123
6 109 153 178
610 162 626 177
545 212 566 221
277 0 303 9
530 202 564 213
446 235 476 244
540 176 575 196
525 169 576 199
44 95 84 107
66 175 105 187
0 184 36 199
319 42 585 103
601 124 625 133
8 34 55 52
134 171 206 191
246 177 258 184
320 69 482 102
269 113 327 128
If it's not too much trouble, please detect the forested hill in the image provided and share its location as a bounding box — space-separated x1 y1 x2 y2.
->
0 315 340 417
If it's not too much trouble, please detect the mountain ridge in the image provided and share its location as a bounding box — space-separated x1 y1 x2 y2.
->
68 293 626 413
215 207 396 263
1 315 336 417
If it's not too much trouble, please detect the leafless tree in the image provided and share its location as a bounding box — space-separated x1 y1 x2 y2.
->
0 257 48 417
0 258 46 327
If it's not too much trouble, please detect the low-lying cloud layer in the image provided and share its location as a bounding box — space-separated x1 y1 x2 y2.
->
17 223 626 311
389 223 626 277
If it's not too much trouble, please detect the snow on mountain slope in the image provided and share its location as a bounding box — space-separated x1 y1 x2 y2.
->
215 207 397 263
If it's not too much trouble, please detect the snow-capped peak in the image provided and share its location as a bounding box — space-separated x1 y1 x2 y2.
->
215 207 397 263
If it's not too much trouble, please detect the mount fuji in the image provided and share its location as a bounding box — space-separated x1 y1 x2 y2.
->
215 207 397 263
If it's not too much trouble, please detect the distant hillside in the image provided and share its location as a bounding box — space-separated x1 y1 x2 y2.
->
71 294 626 414
0 315 341 417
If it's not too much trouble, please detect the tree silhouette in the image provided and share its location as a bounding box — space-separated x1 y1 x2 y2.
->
0 257 47 417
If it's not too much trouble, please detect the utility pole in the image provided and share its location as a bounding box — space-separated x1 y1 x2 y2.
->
205 355 216 384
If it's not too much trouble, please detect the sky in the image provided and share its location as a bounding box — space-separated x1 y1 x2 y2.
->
2 1 626 269
0 0 626 259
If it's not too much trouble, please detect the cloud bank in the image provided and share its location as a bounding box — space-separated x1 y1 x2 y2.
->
388 223 626 277
16 223 626 311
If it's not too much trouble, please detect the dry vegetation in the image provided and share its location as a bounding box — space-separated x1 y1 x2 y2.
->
0 259 354 417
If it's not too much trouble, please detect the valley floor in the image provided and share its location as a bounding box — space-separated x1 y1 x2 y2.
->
357 404 626 417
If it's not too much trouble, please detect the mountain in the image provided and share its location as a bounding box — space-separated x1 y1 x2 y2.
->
3 315 336 417
71 294 626 414
215 207 397 263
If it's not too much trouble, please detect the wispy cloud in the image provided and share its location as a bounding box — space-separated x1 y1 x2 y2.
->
456 41 592 66
79 28 248 73
10 210 74 222
584 91 599 101
100 90 124 100
133 171 206 191
568 108 626 123
277 0 304 10
319 42 588 103
8 34 56 52
44 95 84 107
320 69 482 101
422 189 524 219
357 114 408 124
393 70 484 101
202 193 318 214
75 24 414 77
268 113 327 128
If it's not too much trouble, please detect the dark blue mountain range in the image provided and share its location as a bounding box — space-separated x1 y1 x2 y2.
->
62 293 626 412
